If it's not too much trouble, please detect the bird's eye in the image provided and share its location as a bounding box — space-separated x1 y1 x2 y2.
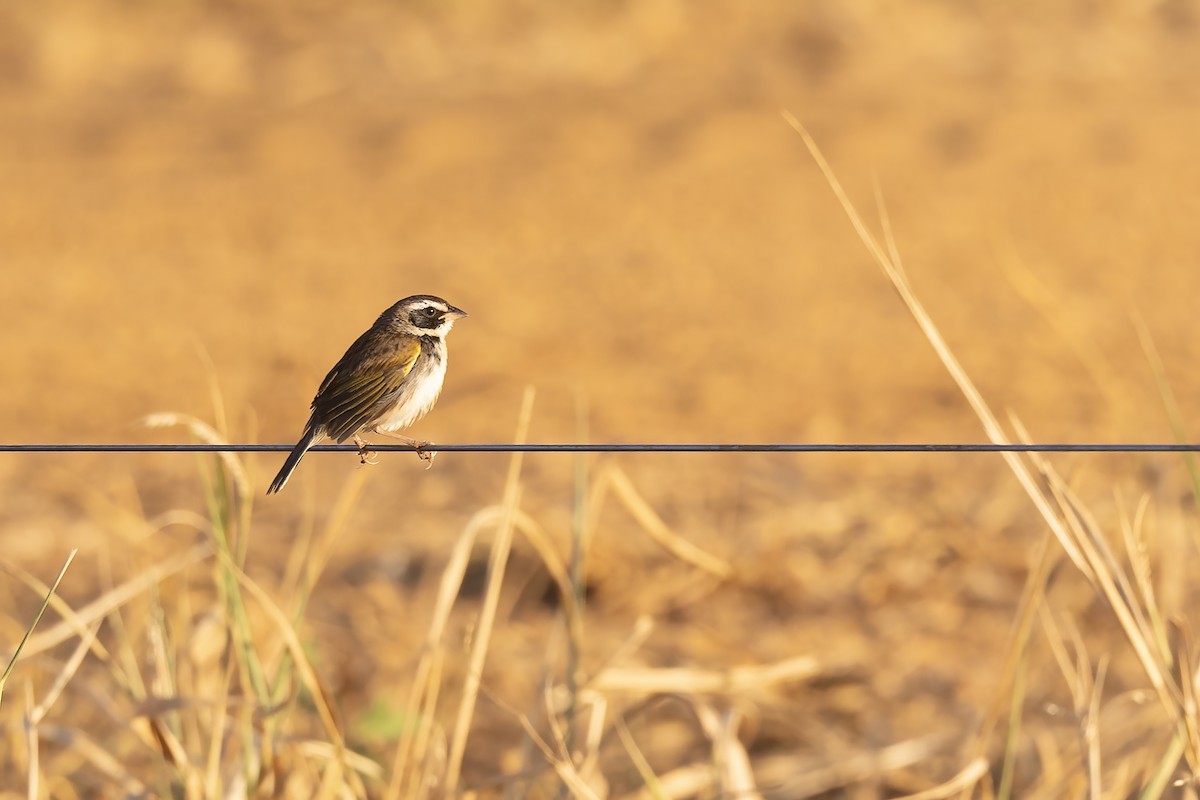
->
425 307 439 317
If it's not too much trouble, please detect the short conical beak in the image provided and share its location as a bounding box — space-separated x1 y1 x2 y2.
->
445 304 468 319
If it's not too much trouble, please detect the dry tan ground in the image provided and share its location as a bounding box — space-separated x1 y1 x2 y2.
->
3 2 1200 797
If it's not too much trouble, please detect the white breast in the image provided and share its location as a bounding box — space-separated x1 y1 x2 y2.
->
372 352 448 433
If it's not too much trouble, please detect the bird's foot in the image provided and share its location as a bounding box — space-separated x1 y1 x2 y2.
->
414 441 436 469
376 431 436 468
354 436 379 466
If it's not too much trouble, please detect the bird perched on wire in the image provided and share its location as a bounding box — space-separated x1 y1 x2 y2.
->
266 294 468 494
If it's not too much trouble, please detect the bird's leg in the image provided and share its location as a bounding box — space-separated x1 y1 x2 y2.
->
376 431 436 468
353 435 379 465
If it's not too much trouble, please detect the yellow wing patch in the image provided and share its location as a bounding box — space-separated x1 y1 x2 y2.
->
315 337 422 442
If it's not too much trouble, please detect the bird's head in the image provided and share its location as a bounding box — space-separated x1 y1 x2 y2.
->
390 295 468 338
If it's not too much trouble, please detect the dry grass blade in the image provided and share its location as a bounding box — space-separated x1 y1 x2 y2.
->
228 561 357 771
782 110 1094 580
970 527 1058 771
386 504 497 798
1083 659 1108 800
616 715 671 800
189 337 230 440
543 680 610 799
895 757 989 800
0 549 78 707
512 707 604 800
204 658 237 797
295 466 373 609
1120 495 1172 671
575 690 609 788
1132 313 1200 509
1170 622 1200 780
16 544 210 659
784 111 1199 794
997 238 1126 414
623 764 711 800
564 394 591 771
579 617 655 698
485 680 605 799
29 622 100 726
143 597 193 783
443 386 536 794
24 681 37 800
996 649 1027 800
695 704 761 800
1027 451 1183 724
1010 313 1186 745
143 412 250 501
137 715 193 783
147 412 267 723
1040 603 1105 800
1142 730 1188 800
591 654 819 695
410 646 447 799
756 735 949 798
388 477 557 798
424 505 574 614
386 390 540 799
787 112 1099 585
39 723 148 796
589 464 731 579
24 637 97 797
295 740 386 781
510 508 574 609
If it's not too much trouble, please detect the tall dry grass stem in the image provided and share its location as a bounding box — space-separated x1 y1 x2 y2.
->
586 463 731 580
0 549 78 706
1134 313 1200 517
786 110 1200 795
563 393 590 778
695 704 761 799
443 386 536 793
385 387 537 799
144 410 281 791
511 701 603 800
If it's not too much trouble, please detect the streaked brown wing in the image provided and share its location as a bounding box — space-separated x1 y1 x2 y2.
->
312 335 422 442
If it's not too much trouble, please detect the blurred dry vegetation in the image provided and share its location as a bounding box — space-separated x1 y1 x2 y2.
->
3 0 1200 797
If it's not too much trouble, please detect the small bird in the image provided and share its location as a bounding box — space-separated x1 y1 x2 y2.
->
266 294 467 494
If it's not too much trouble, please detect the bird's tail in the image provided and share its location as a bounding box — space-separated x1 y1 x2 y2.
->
267 428 318 494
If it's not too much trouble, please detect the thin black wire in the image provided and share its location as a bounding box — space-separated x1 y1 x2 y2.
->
1 443 1199 453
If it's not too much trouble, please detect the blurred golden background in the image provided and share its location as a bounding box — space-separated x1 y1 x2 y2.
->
3 1 1200 796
